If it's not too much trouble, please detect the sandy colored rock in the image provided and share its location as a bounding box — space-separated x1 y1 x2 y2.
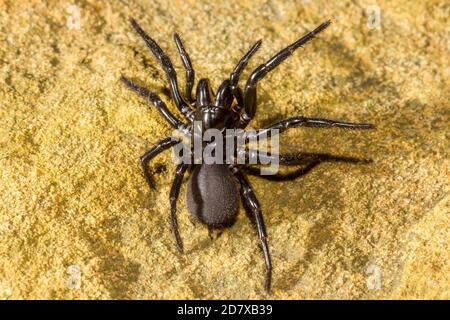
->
0 1 448 299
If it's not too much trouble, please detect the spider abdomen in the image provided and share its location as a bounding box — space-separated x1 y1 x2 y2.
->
186 164 239 229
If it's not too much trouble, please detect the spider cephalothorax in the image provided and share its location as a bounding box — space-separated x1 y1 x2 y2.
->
120 18 374 293
193 79 235 130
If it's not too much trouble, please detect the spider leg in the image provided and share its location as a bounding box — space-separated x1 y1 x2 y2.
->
241 151 368 181
120 76 185 129
231 167 272 293
169 163 189 253
241 163 319 181
174 33 195 103
255 116 375 139
237 20 331 128
141 137 180 189
230 40 262 109
230 40 262 87
130 18 194 120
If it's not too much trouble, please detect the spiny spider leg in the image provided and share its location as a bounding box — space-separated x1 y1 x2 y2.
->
278 152 369 165
140 137 180 189
244 149 369 165
230 40 262 109
241 152 369 181
237 20 332 128
231 167 272 293
254 116 375 139
173 33 195 103
169 163 189 253
129 18 194 120
230 40 262 87
120 76 184 129
241 162 321 181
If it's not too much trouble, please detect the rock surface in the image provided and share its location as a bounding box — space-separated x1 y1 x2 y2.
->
0 0 448 299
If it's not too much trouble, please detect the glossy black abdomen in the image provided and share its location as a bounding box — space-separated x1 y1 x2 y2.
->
186 164 239 228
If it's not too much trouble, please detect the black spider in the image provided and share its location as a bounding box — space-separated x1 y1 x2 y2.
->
120 18 374 293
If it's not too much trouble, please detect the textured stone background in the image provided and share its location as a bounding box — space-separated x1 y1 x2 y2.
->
0 0 448 299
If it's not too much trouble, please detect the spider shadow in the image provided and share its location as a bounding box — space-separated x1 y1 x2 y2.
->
241 152 372 182
240 152 372 229
240 152 373 291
